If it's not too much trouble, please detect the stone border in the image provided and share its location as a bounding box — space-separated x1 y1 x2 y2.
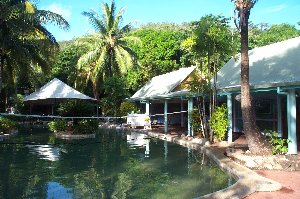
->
0 130 18 141
143 130 282 199
198 147 282 199
55 132 96 139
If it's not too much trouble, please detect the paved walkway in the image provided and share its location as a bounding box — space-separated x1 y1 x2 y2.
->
245 170 300 199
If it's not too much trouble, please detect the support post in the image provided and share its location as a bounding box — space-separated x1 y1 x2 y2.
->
277 95 282 137
146 101 150 116
181 100 184 127
164 100 168 133
188 98 194 136
227 94 233 143
287 89 297 154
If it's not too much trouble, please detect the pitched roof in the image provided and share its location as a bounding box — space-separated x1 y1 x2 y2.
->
24 78 96 104
131 66 196 100
217 36 300 92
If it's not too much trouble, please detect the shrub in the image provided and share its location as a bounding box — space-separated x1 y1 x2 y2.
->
13 94 29 114
264 130 291 155
119 101 139 116
190 109 203 137
0 117 18 132
74 119 99 134
48 120 68 132
58 99 94 117
209 104 228 142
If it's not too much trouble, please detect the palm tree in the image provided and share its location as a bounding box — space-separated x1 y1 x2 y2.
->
76 0 141 99
232 0 272 155
0 0 69 108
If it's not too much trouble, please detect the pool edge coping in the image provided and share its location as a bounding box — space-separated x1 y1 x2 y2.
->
135 129 282 199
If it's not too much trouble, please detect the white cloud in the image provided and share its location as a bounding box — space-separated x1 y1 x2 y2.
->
44 3 72 20
265 4 287 13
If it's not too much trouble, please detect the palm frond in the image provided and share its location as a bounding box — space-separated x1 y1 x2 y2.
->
77 46 102 70
115 46 133 74
112 6 126 32
92 48 107 81
82 10 107 34
37 10 70 30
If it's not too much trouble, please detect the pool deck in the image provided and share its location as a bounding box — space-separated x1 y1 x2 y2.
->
128 125 300 199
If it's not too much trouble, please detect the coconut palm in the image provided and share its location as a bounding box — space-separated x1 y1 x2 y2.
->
76 0 141 99
0 0 69 97
232 0 272 155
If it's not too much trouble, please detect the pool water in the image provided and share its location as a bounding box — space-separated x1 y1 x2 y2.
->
0 127 235 199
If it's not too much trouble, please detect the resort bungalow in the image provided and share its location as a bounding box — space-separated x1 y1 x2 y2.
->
217 36 300 155
130 66 198 134
131 36 300 155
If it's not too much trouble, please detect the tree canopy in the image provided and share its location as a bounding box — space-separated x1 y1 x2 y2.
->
76 0 141 99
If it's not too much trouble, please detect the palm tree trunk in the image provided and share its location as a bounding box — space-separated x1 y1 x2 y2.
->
0 54 3 94
240 11 272 155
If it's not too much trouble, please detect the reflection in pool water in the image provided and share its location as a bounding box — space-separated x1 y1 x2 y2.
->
0 127 235 199
127 132 150 157
26 144 61 161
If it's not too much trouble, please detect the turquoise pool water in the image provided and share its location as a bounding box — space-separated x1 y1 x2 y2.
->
0 127 234 199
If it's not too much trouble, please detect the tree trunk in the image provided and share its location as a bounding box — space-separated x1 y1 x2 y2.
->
240 10 272 155
0 54 3 94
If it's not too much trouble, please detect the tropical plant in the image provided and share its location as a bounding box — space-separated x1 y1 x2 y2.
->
187 70 211 139
74 119 99 134
119 101 139 116
232 0 272 155
182 14 238 141
13 94 28 114
190 108 204 138
51 42 90 86
58 99 95 117
129 25 188 82
249 23 300 49
48 120 67 132
0 0 69 110
208 104 228 142
76 0 141 99
100 76 129 116
0 117 17 133
264 130 291 155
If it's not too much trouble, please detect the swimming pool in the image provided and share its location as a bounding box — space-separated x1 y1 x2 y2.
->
0 127 234 199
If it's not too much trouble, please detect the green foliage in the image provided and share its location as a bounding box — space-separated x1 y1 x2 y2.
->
187 70 211 95
208 104 228 142
119 101 139 116
190 109 203 137
76 1 141 99
0 0 69 99
58 99 94 117
264 130 291 155
74 168 105 198
0 117 17 132
48 119 98 134
182 14 239 73
13 94 28 114
249 23 300 49
101 76 129 116
74 119 99 134
48 120 67 132
112 173 132 199
128 25 189 87
51 43 89 85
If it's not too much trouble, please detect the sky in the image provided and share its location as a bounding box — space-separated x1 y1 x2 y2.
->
36 0 300 41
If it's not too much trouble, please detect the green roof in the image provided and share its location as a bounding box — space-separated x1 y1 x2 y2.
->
217 36 300 92
131 66 195 100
